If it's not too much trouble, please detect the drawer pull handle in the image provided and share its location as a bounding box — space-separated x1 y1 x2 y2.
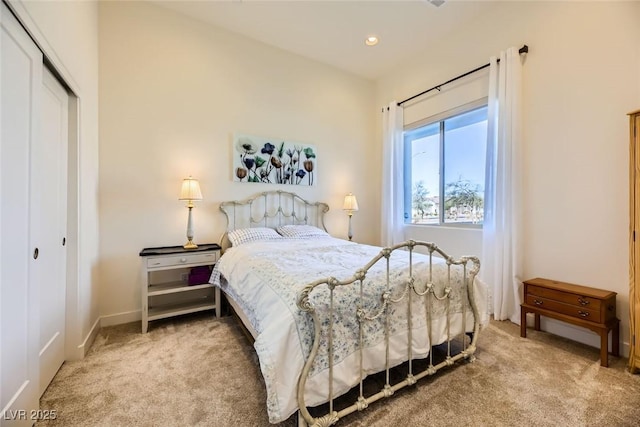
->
578 310 590 318
577 297 590 306
151 262 161 266
533 299 543 306
180 258 187 263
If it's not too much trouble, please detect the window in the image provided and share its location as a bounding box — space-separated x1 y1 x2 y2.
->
404 104 488 225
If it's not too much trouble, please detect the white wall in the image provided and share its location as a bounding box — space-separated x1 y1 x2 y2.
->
10 0 100 356
377 1 640 353
98 1 376 322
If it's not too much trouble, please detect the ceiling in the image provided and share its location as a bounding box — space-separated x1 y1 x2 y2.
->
152 0 498 80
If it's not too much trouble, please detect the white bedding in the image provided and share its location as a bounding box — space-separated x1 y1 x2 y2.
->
210 237 487 423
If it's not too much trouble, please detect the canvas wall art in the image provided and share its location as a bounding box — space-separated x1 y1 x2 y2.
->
233 134 317 186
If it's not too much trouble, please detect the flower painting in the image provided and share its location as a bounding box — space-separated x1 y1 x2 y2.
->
233 134 317 186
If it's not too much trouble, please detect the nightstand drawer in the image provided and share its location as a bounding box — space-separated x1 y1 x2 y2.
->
527 285 602 311
146 252 217 268
525 294 601 322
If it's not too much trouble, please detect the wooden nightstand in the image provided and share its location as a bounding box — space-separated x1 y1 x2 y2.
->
520 277 619 367
139 244 221 333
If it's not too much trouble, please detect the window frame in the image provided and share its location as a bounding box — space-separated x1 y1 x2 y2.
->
403 97 488 228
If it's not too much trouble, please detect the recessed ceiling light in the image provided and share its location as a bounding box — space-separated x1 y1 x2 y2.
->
365 36 379 46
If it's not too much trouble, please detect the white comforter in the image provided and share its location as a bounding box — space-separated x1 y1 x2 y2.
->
210 237 487 423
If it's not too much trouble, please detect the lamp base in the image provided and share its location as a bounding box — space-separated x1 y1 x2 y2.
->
184 205 198 249
183 240 198 249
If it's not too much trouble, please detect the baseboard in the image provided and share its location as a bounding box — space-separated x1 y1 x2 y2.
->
77 316 101 358
100 309 141 327
68 311 141 360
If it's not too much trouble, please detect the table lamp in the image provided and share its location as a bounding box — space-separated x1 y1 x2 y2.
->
179 176 203 249
342 193 359 241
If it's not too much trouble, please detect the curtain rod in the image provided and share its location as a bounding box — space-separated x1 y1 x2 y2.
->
397 44 529 107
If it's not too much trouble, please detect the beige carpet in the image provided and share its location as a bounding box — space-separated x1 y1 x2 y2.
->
37 313 640 427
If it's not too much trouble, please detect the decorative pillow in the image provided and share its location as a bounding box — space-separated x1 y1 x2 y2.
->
227 227 282 246
276 224 330 239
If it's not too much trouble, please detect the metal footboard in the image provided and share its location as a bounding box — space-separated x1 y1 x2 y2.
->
296 240 481 427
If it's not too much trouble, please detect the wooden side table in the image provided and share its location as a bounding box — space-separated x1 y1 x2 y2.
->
139 243 221 333
520 278 619 367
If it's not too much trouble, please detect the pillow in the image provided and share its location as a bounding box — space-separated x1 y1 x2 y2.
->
227 227 282 247
276 224 330 239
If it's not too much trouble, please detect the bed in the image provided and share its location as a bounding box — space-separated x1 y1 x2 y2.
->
210 190 487 426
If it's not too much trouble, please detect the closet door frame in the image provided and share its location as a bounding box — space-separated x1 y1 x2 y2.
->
630 110 640 374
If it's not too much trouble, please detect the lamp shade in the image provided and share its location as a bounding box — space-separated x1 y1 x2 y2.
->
343 193 359 211
179 176 203 201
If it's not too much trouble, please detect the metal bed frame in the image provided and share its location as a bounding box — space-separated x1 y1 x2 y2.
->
219 191 481 427
296 241 480 426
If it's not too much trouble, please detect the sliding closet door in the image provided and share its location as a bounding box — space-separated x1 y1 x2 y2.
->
1 3 43 424
37 68 68 396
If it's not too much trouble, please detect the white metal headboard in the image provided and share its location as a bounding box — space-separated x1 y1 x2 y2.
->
219 190 329 250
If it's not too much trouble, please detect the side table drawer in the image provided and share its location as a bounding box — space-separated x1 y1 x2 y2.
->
526 295 601 322
147 252 218 268
528 285 602 311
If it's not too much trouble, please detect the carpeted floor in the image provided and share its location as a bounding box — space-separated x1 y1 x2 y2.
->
37 313 640 427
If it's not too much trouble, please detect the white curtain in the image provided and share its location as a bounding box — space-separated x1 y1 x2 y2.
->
381 102 405 247
481 47 523 324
